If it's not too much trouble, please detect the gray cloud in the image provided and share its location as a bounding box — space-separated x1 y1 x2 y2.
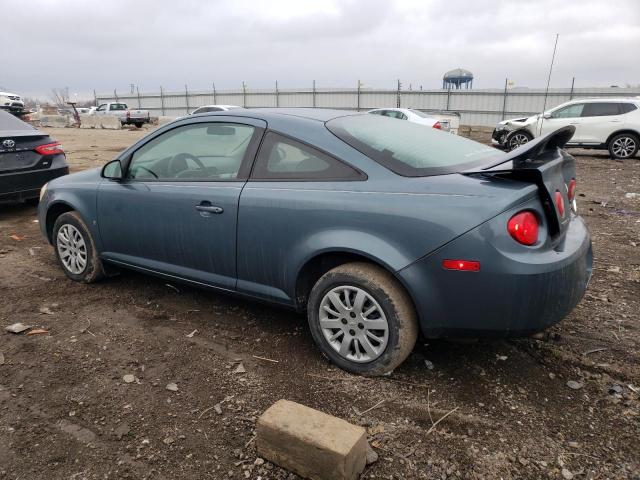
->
1 0 638 99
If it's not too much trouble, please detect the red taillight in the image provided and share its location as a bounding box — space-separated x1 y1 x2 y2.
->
567 178 576 202
432 121 442 130
507 211 539 246
34 142 64 156
555 190 565 217
442 259 480 272
126 111 131 118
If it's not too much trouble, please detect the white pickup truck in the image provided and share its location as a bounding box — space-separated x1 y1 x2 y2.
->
93 102 150 128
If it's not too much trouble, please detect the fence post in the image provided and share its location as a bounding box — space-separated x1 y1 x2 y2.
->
242 81 246 108
396 79 401 108
446 85 451 110
357 80 361 111
160 86 165 116
312 80 316 108
185 85 190 115
501 78 508 120
212 82 217 104
114 89 118 101
136 85 141 109
569 77 575 100
275 80 279 107
93 89 97 107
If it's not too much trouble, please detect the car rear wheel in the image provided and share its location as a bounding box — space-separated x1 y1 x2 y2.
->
53 212 104 283
507 131 533 151
307 262 418 376
608 133 638 159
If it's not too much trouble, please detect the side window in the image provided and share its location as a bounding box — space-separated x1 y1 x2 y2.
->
96 104 106 111
251 132 363 181
127 123 256 181
111 103 127 111
397 112 408 120
581 103 622 117
619 103 638 114
550 104 584 118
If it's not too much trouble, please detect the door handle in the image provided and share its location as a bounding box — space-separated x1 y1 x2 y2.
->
196 203 223 214
569 122 580 125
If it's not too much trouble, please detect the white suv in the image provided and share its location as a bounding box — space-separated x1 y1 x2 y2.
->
492 98 640 159
0 91 25 112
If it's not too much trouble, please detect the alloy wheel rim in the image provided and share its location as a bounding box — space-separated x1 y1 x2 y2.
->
510 133 529 149
56 224 88 274
318 285 389 363
612 137 636 158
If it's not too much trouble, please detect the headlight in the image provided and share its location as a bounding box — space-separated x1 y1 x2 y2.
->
495 124 506 131
39 183 48 201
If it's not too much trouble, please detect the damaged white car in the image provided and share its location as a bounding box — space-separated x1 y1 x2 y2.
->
492 97 640 159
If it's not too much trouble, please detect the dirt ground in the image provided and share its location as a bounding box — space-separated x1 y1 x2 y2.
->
1 126 639 480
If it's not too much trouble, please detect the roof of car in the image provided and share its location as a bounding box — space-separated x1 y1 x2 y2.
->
566 97 639 104
201 108 360 122
0 109 38 135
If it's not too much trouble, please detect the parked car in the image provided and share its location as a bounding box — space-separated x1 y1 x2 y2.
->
75 107 92 115
38 109 592 375
0 110 68 202
493 97 640 159
368 108 457 133
0 91 24 112
191 105 242 115
93 102 151 128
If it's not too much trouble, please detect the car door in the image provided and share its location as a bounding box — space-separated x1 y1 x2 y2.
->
94 104 107 116
578 102 625 144
97 118 265 289
540 103 585 141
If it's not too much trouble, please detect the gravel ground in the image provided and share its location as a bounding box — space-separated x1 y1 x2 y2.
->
0 126 638 480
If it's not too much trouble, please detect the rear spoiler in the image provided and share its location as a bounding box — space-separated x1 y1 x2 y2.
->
468 126 575 172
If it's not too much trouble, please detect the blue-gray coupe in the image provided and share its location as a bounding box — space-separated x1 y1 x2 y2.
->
38 108 592 375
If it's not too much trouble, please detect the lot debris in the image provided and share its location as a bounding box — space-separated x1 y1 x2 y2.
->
562 468 574 479
123 374 136 384
257 399 367 480
424 359 435 370
566 380 584 390
0 352 4 365
233 363 246 374
252 355 279 363
624 192 637 199
366 444 379 465
5 322 31 334
166 383 179 392
26 328 49 335
609 384 623 395
9 234 25 241
214 404 223 415
165 283 180 293
496 355 508 361
582 347 607 355
186 329 198 338
39 306 55 315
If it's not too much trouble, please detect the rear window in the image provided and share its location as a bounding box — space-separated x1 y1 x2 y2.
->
326 114 499 176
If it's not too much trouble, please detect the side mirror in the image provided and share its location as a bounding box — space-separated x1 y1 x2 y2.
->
543 113 552 119
101 159 123 180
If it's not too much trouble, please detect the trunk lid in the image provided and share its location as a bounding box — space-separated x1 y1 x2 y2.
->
0 135 52 172
464 126 576 241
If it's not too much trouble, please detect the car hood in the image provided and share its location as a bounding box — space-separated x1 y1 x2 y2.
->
497 115 538 128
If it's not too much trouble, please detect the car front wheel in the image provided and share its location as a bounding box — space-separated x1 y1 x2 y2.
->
307 262 418 376
507 131 533 151
53 212 104 283
608 133 639 159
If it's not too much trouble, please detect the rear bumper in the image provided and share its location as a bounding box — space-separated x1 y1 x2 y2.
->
0 165 69 201
399 212 592 338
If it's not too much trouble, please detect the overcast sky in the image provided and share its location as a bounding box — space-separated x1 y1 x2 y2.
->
2 0 639 99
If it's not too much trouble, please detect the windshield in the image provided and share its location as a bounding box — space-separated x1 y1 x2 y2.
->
326 114 501 176
409 109 433 119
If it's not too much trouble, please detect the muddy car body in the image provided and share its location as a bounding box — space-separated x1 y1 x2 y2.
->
38 109 592 374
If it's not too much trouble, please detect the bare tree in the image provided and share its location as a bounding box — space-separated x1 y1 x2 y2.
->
50 87 69 108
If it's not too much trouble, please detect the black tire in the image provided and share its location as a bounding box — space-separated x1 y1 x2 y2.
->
608 133 639 159
307 262 418 376
135 122 143 128
52 211 104 283
507 130 533 151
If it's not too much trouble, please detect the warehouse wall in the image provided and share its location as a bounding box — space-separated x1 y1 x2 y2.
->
96 87 640 127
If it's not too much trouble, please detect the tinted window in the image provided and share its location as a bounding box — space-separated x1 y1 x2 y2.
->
251 132 363 181
128 123 255 181
620 103 638 114
111 103 127 111
327 114 499 177
582 103 622 117
550 104 584 118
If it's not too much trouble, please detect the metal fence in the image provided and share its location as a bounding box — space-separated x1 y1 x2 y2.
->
95 85 640 127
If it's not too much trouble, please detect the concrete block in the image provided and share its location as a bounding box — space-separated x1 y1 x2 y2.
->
80 115 121 130
257 400 367 480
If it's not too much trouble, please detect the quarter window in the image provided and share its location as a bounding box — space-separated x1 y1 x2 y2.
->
251 132 363 181
127 123 256 181
581 103 622 117
619 103 638 114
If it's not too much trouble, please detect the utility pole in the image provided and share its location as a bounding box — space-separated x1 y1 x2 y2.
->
396 79 401 108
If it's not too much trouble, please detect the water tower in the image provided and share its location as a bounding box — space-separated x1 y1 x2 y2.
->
443 68 473 89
